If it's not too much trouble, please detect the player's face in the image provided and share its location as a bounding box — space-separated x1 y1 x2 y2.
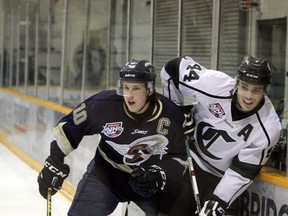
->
123 82 149 113
236 81 265 112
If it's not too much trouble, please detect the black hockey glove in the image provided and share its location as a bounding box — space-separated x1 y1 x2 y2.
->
179 105 194 135
128 165 166 198
37 155 70 199
199 200 225 216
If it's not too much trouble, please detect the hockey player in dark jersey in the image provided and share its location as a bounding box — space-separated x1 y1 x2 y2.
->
37 59 193 216
160 56 282 215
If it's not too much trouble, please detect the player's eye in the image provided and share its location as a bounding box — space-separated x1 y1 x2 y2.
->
252 89 263 94
132 86 141 91
240 85 248 91
123 86 130 91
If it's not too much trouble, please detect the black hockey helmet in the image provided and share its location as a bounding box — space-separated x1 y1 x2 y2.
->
237 56 272 85
119 59 156 82
117 59 156 95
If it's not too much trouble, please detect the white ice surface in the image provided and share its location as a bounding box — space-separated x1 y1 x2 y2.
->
0 143 71 216
0 143 144 216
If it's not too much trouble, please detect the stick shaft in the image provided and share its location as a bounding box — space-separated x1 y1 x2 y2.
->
47 187 52 216
47 177 57 216
185 137 202 213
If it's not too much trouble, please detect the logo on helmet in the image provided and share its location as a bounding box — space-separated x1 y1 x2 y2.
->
127 63 137 68
246 74 258 79
124 74 136 77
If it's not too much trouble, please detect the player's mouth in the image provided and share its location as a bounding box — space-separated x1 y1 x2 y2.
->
128 101 135 106
243 100 253 105
241 99 255 110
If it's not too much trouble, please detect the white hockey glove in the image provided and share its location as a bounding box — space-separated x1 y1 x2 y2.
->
128 165 166 198
199 200 225 216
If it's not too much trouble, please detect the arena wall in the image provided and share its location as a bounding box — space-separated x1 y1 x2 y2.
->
1 88 288 216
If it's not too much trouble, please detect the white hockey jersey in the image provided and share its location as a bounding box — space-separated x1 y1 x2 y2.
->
160 56 281 206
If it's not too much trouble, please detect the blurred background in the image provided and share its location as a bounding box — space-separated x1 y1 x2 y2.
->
0 0 287 108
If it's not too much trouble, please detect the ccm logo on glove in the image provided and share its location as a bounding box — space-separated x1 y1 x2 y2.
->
44 160 68 178
38 155 70 199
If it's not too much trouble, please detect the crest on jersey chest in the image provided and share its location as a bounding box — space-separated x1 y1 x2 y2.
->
101 122 124 138
124 134 169 165
105 134 169 166
208 103 225 118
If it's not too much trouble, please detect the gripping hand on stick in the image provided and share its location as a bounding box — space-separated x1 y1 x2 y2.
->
199 200 225 216
37 155 70 199
128 165 166 198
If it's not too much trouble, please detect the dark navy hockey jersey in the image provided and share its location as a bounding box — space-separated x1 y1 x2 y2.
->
51 90 187 200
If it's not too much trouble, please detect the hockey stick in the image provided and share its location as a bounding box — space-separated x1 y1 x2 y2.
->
47 187 52 216
47 177 58 216
185 136 202 214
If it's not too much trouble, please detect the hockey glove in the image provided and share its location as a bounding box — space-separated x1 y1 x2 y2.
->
128 165 166 198
37 155 70 199
179 105 194 135
199 200 225 216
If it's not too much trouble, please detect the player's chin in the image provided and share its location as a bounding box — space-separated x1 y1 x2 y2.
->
241 104 255 112
127 105 138 113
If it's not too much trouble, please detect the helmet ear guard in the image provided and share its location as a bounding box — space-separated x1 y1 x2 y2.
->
146 81 155 94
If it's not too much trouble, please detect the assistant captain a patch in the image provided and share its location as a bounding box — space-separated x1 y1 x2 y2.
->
208 103 225 118
101 122 124 138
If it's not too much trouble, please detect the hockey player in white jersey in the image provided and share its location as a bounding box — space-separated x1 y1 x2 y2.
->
160 56 281 215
